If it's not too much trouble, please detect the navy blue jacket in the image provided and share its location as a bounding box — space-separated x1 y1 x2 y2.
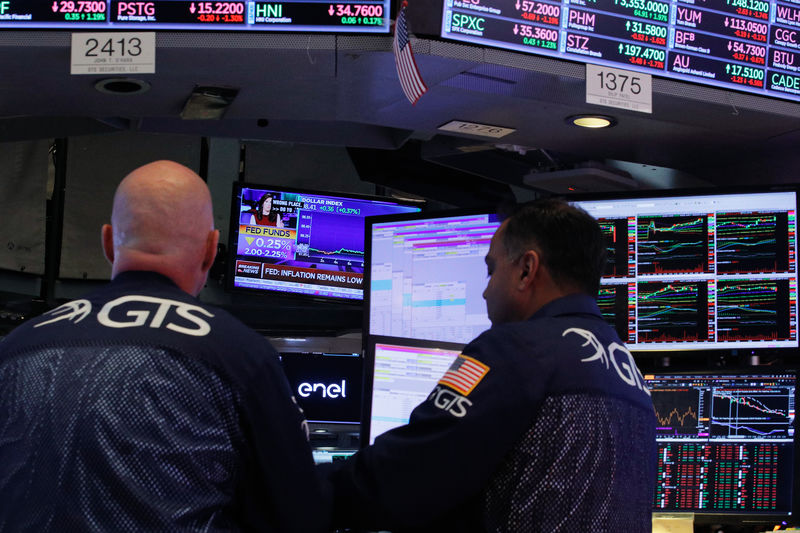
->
0 271 328 532
325 293 657 532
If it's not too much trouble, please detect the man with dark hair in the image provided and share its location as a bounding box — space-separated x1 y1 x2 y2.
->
0 161 329 532
324 198 656 532
499 198 606 296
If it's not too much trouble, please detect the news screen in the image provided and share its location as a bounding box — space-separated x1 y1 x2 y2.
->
228 183 419 300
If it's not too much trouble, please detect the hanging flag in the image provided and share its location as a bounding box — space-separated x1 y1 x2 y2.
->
393 0 428 105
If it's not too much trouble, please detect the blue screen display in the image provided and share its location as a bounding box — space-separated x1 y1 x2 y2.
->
230 183 419 301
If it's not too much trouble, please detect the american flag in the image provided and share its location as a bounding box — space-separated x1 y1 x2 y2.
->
438 355 490 396
393 0 428 105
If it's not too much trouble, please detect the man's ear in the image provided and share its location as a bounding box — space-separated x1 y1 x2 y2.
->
202 229 220 272
101 224 114 265
517 250 540 290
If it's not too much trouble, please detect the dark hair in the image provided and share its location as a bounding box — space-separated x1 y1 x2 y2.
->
255 193 278 223
502 198 606 297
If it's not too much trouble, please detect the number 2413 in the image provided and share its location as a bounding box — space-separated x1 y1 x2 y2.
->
84 37 143 57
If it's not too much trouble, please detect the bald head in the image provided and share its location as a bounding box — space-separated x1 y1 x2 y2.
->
102 160 219 296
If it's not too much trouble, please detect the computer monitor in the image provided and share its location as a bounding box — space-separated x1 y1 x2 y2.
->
365 210 502 345
278 351 362 425
362 336 464 445
645 371 797 518
573 189 799 352
227 182 420 301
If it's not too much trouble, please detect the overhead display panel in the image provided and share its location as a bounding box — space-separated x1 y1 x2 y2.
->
441 0 800 102
0 0 390 32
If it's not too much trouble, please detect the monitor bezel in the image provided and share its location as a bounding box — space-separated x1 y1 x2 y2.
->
644 366 799 523
362 206 503 343
563 185 800 358
226 180 421 304
360 334 467 448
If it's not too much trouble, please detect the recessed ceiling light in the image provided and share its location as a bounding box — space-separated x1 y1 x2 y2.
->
94 78 150 95
567 115 616 129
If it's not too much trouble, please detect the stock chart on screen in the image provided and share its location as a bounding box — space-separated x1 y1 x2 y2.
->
646 372 796 515
575 190 799 352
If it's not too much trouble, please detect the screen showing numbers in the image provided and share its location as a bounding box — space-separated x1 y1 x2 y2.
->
441 0 800 102
0 0 390 33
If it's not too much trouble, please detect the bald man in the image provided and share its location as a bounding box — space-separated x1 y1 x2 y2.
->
0 161 329 532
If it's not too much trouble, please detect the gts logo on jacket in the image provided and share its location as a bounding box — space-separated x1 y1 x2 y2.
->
563 327 650 396
35 296 214 337
428 385 472 418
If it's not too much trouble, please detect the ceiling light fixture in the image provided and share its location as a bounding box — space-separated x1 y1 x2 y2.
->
567 115 616 129
94 78 150 95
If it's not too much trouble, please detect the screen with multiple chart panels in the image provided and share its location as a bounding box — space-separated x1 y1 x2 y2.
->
279 352 362 424
0 1 390 32
441 0 800 102
363 338 463 444
367 212 502 345
228 183 419 301
573 190 799 352
646 372 796 515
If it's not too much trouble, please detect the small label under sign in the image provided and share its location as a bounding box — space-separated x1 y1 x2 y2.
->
438 120 515 139
71 32 155 75
586 64 652 114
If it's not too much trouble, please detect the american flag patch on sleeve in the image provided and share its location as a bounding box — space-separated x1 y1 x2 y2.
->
438 355 490 396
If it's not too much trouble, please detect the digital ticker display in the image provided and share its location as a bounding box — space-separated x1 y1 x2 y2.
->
574 190 799 352
0 1 390 32
228 183 419 301
441 0 800 102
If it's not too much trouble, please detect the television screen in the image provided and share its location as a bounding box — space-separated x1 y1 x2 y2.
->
645 371 797 517
362 337 464 445
366 211 502 344
228 183 420 301
573 190 799 352
279 352 363 425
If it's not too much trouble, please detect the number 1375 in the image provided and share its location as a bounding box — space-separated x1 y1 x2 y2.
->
596 71 642 94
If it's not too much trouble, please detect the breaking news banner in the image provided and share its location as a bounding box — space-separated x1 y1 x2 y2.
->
236 260 364 290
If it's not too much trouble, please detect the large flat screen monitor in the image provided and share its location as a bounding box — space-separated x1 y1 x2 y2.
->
645 371 797 518
362 336 464 445
228 183 420 301
366 210 502 345
573 189 799 352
